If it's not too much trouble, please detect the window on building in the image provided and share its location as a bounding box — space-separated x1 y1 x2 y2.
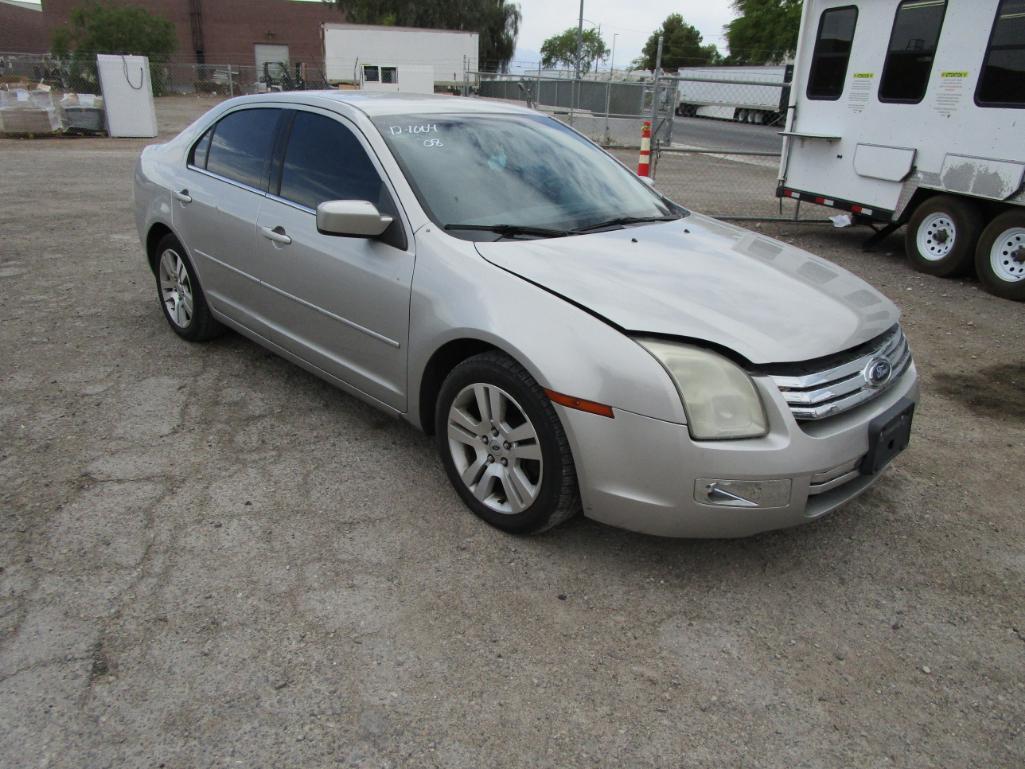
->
205 109 281 189
977 0 1025 107
363 65 379 82
278 111 392 214
806 6 859 100
879 0 947 103
381 67 398 84
189 126 213 168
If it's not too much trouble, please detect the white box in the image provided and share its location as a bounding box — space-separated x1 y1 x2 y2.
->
96 54 157 138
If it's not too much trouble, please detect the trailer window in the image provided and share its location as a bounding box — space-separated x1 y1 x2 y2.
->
381 67 398 84
807 6 858 100
977 0 1025 107
363 65 379 83
879 0 947 103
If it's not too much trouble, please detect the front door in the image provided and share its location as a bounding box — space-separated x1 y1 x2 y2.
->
253 109 414 410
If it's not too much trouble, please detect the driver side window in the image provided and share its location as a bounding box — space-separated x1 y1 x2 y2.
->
278 111 395 216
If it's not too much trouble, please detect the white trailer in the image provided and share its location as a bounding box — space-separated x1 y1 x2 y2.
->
676 66 788 124
323 23 478 88
358 63 435 95
778 0 1025 301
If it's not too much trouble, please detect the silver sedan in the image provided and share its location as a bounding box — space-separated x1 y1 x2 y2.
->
134 92 918 537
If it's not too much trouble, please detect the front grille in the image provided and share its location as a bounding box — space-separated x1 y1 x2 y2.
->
766 326 912 421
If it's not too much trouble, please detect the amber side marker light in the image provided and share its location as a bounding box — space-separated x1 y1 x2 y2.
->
544 389 615 418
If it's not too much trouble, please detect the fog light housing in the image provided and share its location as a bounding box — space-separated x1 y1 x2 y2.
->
695 478 792 509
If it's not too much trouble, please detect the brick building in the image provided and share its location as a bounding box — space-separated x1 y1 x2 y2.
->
0 0 345 70
0 1 51 54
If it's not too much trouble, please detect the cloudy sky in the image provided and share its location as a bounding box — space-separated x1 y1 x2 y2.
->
511 0 738 71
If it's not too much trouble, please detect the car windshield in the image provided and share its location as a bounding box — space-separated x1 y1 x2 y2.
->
374 112 681 239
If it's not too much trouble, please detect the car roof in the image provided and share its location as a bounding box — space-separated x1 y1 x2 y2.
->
229 90 537 118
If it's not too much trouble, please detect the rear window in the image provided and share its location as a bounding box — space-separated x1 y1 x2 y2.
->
806 6 858 100
205 108 280 190
977 0 1025 107
879 0 947 103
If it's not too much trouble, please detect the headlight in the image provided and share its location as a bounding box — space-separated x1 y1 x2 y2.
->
637 339 768 440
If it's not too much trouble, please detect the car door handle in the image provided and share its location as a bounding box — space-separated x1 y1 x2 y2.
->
260 225 292 245
173 189 192 204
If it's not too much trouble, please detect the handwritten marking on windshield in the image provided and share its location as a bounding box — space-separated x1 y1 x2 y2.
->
389 124 438 135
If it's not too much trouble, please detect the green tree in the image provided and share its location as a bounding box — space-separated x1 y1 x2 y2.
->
725 0 802 64
330 1 521 73
637 14 720 71
540 28 609 73
51 2 177 94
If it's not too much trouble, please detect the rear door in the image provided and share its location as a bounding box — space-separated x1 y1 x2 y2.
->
252 108 415 410
173 106 282 324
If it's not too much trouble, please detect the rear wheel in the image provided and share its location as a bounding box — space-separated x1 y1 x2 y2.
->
435 351 579 535
153 233 223 342
975 210 1025 301
905 195 983 278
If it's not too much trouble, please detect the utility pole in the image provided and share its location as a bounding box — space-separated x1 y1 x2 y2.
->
575 0 584 81
649 34 664 176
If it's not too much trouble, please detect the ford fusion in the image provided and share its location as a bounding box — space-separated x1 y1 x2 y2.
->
134 92 918 537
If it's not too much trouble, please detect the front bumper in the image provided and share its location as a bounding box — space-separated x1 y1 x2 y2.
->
557 362 919 538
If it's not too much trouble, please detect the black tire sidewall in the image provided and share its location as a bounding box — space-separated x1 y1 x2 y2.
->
434 355 568 534
905 196 981 278
975 211 1025 301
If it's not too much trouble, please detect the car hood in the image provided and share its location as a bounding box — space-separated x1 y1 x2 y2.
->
474 213 900 364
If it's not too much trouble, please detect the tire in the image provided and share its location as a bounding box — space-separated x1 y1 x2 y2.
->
153 233 223 342
434 351 579 535
904 195 983 277
974 209 1025 301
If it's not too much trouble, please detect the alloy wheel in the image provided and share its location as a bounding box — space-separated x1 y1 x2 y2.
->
446 383 543 514
158 248 194 328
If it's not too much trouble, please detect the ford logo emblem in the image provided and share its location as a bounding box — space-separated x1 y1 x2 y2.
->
864 357 893 388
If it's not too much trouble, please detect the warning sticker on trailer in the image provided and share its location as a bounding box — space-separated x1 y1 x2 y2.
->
934 71 969 118
847 73 874 114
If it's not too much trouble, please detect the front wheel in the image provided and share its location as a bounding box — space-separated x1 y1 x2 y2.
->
435 352 579 535
904 195 983 277
975 210 1025 301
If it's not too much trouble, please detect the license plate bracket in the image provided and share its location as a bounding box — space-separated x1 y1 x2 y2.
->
860 398 915 475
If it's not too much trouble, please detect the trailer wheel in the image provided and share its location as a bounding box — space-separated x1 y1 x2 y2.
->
905 195 983 278
974 210 1025 301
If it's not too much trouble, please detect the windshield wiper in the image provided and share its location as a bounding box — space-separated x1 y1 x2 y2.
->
571 215 680 234
444 223 569 239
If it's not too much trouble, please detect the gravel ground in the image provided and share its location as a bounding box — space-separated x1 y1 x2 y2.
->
1 95 1023 769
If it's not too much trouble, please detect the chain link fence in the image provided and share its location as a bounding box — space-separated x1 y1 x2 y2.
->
1 53 329 97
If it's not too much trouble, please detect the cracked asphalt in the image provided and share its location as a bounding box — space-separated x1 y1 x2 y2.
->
1 96 1023 768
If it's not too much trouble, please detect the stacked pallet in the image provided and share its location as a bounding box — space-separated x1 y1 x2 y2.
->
0 88 65 135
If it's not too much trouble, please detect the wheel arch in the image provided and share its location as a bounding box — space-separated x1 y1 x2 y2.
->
417 337 504 435
145 221 176 274
897 186 1014 226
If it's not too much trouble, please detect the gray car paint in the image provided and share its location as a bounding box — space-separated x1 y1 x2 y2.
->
475 213 899 364
135 91 918 537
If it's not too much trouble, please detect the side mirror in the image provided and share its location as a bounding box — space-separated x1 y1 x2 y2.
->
638 175 656 187
316 200 393 238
